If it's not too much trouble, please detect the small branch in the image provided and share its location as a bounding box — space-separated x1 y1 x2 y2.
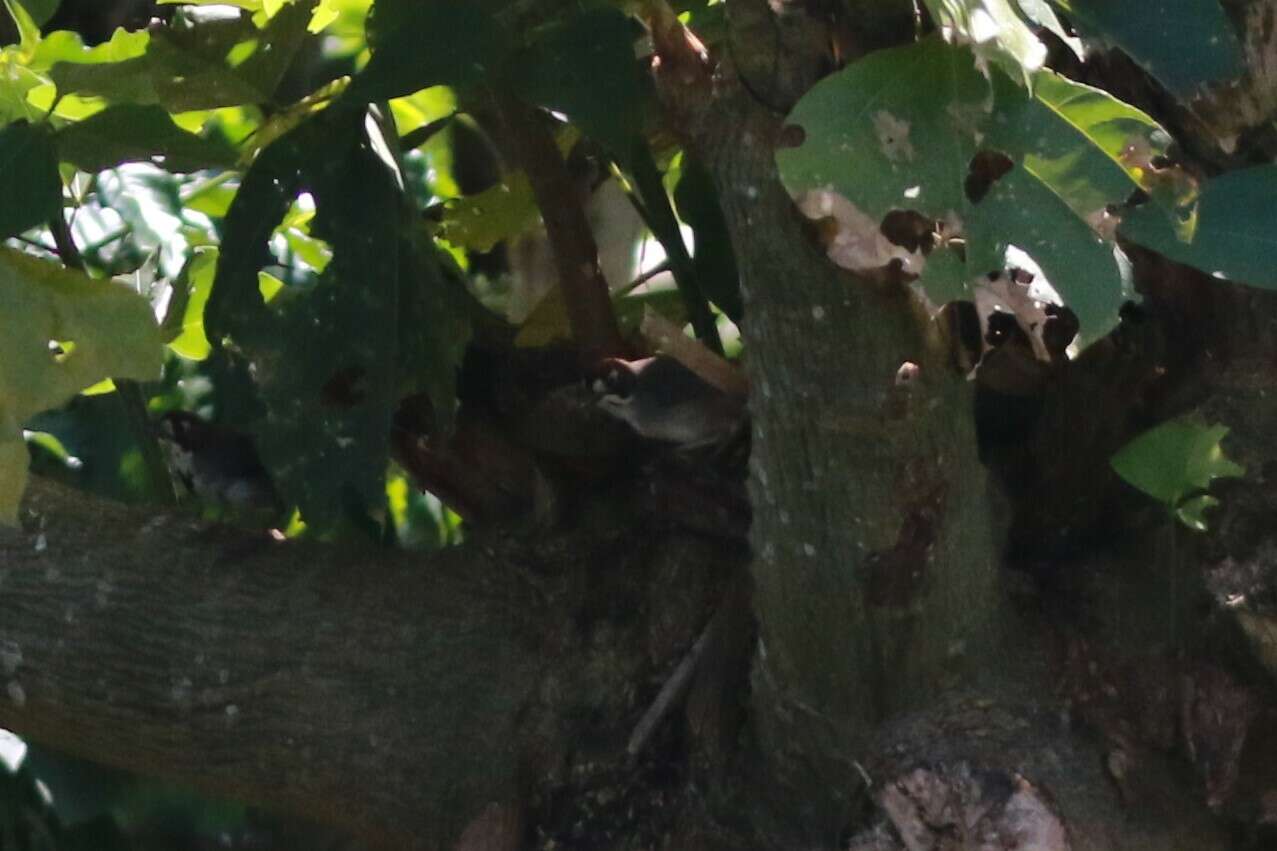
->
12 234 58 255
622 259 672 294
628 625 709 756
487 90 626 361
635 0 716 139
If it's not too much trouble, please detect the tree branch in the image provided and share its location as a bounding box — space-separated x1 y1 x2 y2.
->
0 478 553 849
486 91 627 361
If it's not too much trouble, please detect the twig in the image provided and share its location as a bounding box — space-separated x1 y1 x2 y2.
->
627 625 710 757
487 90 626 360
11 234 58 255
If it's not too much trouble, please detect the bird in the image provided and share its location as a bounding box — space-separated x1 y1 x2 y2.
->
155 411 282 519
591 356 747 451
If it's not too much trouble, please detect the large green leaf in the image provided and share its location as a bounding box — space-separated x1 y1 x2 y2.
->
509 6 649 162
1064 0 1244 98
776 37 1165 339
0 121 60 240
55 104 237 172
1119 165 1277 289
777 38 984 225
207 105 468 527
344 0 509 103
0 248 164 523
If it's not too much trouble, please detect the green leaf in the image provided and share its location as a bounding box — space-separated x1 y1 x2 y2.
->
439 175 539 253
1119 165 1277 289
777 38 984 225
167 248 217 360
0 63 45 123
345 0 509 103
1175 494 1219 532
1016 0 1083 59
776 37 1166 339
965 165 1128 336
510 6 649 162
0 121 61 240
49 2 313 110
30 27 150 72
54 104 237 172
208 105 469 527
1111 419 1245 515
0 248 164 523
1066 0 1244 97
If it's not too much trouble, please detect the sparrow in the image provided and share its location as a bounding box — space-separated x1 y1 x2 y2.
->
155 411 282 519
592 356 747 450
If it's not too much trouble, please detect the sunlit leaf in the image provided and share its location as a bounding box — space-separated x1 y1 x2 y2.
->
440 175 538 253
167 248 217 360
50 3 313 111
10 0 57 26
3 0 41 56
0 249 164 523
30 27 150 72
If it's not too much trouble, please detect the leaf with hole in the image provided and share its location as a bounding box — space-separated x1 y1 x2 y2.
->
0 248 164 523
776 36 1165 339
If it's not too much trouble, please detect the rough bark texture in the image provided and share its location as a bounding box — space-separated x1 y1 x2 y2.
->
0 477 740 849
646 3 1004 836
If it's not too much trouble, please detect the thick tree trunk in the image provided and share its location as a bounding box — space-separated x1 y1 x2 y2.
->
653 1 1005 837
698 86 1004 835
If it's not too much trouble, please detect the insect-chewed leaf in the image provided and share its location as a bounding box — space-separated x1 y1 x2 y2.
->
777 36 1166 341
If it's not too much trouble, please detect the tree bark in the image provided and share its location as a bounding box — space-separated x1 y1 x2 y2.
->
0 477 738 849
654 2 1004 836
